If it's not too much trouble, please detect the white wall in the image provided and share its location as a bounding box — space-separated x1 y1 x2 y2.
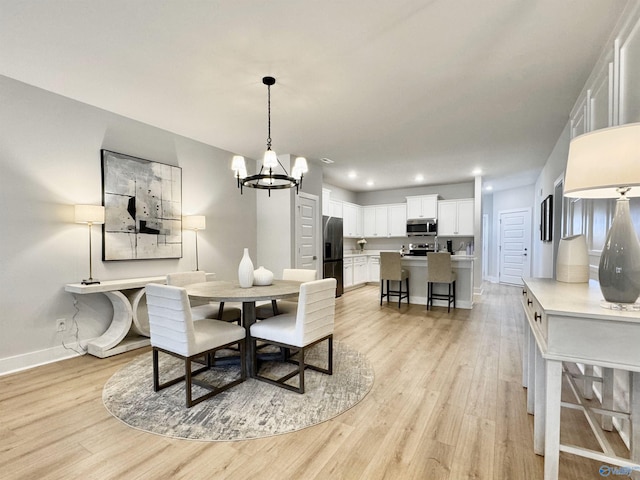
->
532 122 571 278
0 75 257 374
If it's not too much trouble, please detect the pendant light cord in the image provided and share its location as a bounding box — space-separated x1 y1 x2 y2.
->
266 83 272 150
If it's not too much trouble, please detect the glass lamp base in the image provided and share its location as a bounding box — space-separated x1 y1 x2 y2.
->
600 299 640 311
598 196 640 304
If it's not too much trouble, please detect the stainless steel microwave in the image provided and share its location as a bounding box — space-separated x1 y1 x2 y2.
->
406 218 437 236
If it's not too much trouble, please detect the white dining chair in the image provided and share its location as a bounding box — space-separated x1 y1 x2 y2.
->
255 268 317 319
250 278 336 393
145 283 246 408
166 271 241 323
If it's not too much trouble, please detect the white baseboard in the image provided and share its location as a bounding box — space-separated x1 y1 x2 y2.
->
485 276 500 284
0 343 84 377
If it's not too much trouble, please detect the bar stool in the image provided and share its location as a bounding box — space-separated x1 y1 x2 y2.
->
426 252 456 312
380 252 410 308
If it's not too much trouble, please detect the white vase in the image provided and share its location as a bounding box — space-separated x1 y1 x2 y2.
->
238 248 254 288
253 266 274 286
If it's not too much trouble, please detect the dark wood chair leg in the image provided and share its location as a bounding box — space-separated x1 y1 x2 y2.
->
380 281 384 305
406 277 410 305
153 348 160 391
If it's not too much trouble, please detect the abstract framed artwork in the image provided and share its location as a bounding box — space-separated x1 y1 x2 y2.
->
101 149 182 261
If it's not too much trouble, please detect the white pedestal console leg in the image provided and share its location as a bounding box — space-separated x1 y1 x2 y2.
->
528 330 537 415
86 291 150 358
534 345 547 456
601 367 614 432
632 372 640 480
544 359 563 480
126 287 150 336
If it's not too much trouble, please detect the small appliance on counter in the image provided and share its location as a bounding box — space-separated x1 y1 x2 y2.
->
406 243 435 256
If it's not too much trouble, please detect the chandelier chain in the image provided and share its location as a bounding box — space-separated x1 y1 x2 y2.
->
266 83 272 149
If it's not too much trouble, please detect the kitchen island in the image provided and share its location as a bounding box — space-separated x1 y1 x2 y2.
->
402 255 474 309
345 251 474 309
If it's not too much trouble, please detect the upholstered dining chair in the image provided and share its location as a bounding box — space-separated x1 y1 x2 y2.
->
166 271 241 324
380 252 410 308
250 278 336 394
426 252 456 312
255 268 317 319
145 283 246 408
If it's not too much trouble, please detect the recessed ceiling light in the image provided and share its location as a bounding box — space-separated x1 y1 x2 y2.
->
366 180 374 187
472 168 482 175
321 157 334 164
415 174 424 182
348 171 357 179
485 185 493 191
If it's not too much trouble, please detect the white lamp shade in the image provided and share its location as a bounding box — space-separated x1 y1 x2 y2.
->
556 234 589 283
565 123 640 199
231 155 246 172
182 215 206 230
74 205 105 224
292 156 308 179
263 149 278 169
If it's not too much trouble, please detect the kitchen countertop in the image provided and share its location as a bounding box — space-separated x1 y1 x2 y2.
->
344 250 475 260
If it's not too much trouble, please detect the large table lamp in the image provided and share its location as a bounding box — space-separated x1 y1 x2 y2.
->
183 215 206 271
564 123 640 307
75 204 105 285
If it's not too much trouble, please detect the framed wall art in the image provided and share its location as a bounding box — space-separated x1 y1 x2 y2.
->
101 149 182 260
540 194 553 242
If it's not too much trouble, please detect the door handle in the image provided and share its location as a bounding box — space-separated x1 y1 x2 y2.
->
313 255 317 260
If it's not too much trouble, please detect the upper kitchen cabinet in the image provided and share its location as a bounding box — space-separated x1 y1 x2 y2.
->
438 199 474 236
343 202 363 238
406 195 439 219
363 205 388 237
363 203 406 237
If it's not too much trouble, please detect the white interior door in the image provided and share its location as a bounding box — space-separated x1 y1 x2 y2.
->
295 193 320 275
499 208 532 285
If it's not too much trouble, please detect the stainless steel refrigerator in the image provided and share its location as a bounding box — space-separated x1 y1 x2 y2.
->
322 215 344 297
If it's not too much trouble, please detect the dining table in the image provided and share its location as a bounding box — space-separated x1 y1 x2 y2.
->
185 279 302 376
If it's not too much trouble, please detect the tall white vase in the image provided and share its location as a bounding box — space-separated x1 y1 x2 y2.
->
238 248 254 288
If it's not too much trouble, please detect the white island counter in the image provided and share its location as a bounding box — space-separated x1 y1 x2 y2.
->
343 251 474 309
400 255 475 309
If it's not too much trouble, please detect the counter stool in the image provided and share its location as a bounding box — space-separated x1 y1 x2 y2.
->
380 252 410 308
426 252 456 312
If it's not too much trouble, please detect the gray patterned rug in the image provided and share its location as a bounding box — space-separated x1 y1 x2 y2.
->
102 341 374 441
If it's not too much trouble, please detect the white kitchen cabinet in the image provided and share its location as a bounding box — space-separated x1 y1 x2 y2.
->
353 256 368 285
406 195 439 219
363 205 388 237
387 203 407 237
343 258 353 288
363 204 406 238
437 199 474 236
330 200 343 219
343 202 363 238
322 188 331 216
368 256 380 282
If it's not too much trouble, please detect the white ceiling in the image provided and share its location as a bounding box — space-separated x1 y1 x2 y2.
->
0 0 630 192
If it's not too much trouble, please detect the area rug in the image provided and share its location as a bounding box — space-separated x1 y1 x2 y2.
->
102 341 374 441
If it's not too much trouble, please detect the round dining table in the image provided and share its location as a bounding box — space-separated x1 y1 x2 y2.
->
185 279 302 375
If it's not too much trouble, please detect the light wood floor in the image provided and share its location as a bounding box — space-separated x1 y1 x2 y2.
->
0 282 626 479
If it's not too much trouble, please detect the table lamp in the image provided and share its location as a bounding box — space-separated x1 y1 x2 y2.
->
75 204 105 285
183 215 206 271
564 123 640 307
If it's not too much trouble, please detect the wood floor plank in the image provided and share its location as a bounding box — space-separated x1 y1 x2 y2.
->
0 282 630 479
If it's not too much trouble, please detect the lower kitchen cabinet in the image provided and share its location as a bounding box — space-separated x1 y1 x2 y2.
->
343 258 354 288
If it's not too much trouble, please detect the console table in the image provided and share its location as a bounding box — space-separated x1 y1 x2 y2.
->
522 277 640 479
65 274 215 358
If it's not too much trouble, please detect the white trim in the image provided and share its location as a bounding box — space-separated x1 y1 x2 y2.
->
0 342 85 377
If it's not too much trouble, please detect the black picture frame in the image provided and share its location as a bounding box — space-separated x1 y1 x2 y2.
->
101 149 183 261
541 194 553 242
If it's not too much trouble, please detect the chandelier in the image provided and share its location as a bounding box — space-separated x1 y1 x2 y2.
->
232 76 308 196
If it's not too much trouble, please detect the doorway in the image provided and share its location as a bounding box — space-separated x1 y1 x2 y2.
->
499 208 532 285
295 192 320 275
